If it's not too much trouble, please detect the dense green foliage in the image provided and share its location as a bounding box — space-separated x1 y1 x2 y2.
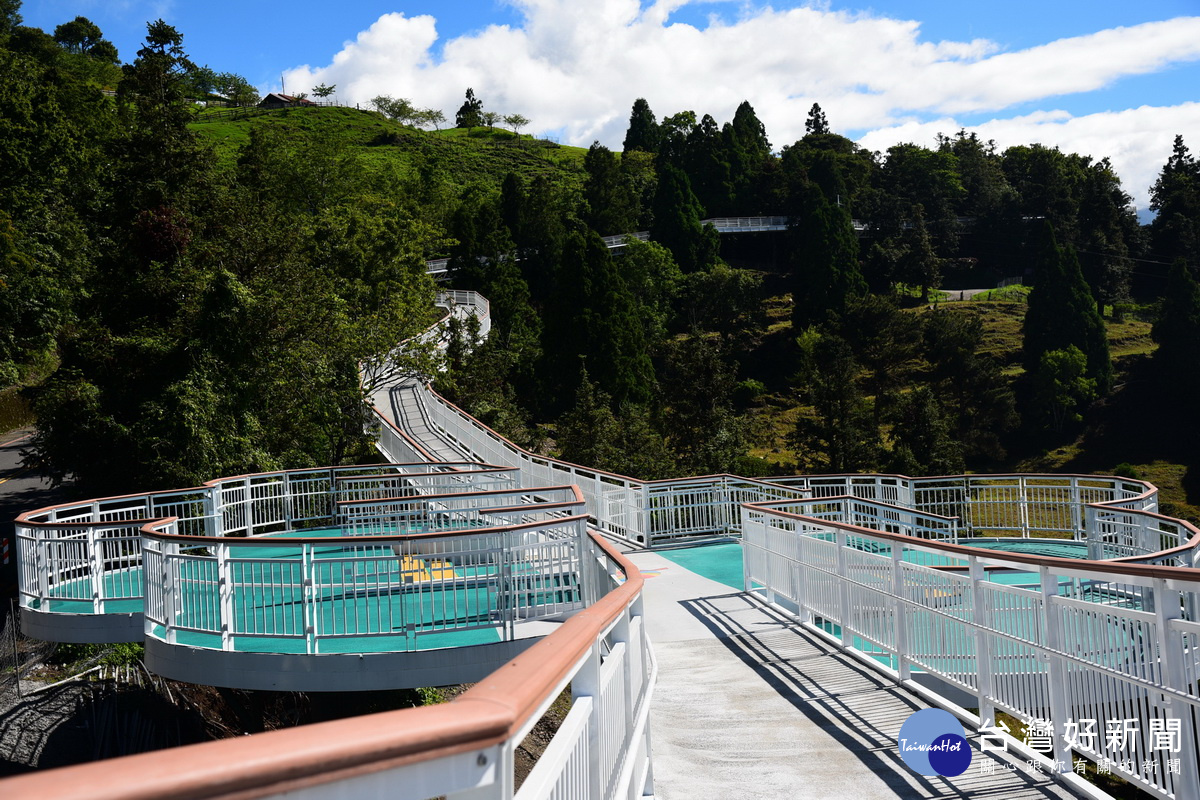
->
4 16 441 491
1150 136 1200 275
6 0 1200 493
1021 223 1112 430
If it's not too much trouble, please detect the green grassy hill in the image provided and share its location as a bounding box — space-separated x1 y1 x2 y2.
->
189 105 588 190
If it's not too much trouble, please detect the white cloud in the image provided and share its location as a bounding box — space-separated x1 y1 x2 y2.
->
280 1 1200 204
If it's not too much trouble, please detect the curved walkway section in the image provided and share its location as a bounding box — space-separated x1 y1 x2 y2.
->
3 532 656 800
370 343 1200 798
17 463 607 692
14 278 1200 798
139 487 590 691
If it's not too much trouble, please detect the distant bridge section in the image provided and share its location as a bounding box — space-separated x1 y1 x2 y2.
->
425 216 805 280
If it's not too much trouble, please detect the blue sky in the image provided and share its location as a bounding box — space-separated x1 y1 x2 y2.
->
18 1 1200 210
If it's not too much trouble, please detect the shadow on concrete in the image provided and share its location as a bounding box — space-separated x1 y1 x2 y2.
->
678 591 1076 799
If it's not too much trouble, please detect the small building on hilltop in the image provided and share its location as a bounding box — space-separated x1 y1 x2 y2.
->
258 93 317 109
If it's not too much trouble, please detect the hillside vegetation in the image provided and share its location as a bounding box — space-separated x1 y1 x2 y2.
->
4 12 1200 524
191 105 589 193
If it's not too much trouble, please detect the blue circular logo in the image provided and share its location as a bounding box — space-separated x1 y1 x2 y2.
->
898 709 972 776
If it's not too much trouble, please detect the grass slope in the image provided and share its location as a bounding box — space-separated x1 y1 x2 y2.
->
190 106 588 190
744 291 1174 490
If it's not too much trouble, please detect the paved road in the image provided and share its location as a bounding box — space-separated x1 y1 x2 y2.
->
945 288 994 301
0 429 72 601
628 549 1081 800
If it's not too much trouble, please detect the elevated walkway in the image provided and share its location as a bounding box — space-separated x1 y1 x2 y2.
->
373 381 469 462
629 548 1078 799
13 281 1200 798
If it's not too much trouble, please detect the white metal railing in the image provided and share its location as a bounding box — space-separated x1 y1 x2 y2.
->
336 485 585 531
768 472 1161 543
4 531 656 800
387 381 813 547
436 219 790 269
17 462 516 619
1085 503 1200 566
754 495 960 541
599 217 789 250
142 513 590 654
385 386 1175 554
741 501 1200 800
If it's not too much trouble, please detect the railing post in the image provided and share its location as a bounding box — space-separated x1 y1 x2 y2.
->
639 484 651 547
499 533 515 641
1152 578 1200 799
794 527 809 623
37 510 56 610
836 530 851 649
891 543 910 680
207 485 223 538
218 542 234 651
1085 505 1103 560
742 509 755 593
613 608 635 768
961 476 972 534
1039 567 1072 774
283 473 294 531
303 544 317 654
87 525 103 614
1018 476 1031 538
162 539 177 645
573 640 604 799
969 556 996 725
1070 476 1083 539
243 477 254 536
718 476 731 534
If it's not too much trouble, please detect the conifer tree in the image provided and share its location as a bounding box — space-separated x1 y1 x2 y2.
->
542 231 654 411
683 113 733 215
894 204 944 301
804 103 829 135
922 310 1017 462
1151 260 1200 399
724 100 771 211
455 88 483 130
886 387 964 476
790 183 866 329
650 164 716 272
556 368 621 470
1150 135 1200 270
1022 222 1112 398
1077 158 1135 309
583 142 636 235
790 331 879 471
661 332 747 475
622 97 659 153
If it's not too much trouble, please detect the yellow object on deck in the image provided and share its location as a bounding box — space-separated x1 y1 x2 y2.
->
399 554 458 583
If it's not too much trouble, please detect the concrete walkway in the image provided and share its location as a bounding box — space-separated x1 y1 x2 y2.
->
626 549 1082 800
372 383 470 462
370 377 1085 798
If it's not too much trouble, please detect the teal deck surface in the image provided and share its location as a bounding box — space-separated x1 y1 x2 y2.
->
657 542 744 589
44 527 580 655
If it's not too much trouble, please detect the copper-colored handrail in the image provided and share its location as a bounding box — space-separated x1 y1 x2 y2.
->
744 500 1200 582
1 532 642 800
